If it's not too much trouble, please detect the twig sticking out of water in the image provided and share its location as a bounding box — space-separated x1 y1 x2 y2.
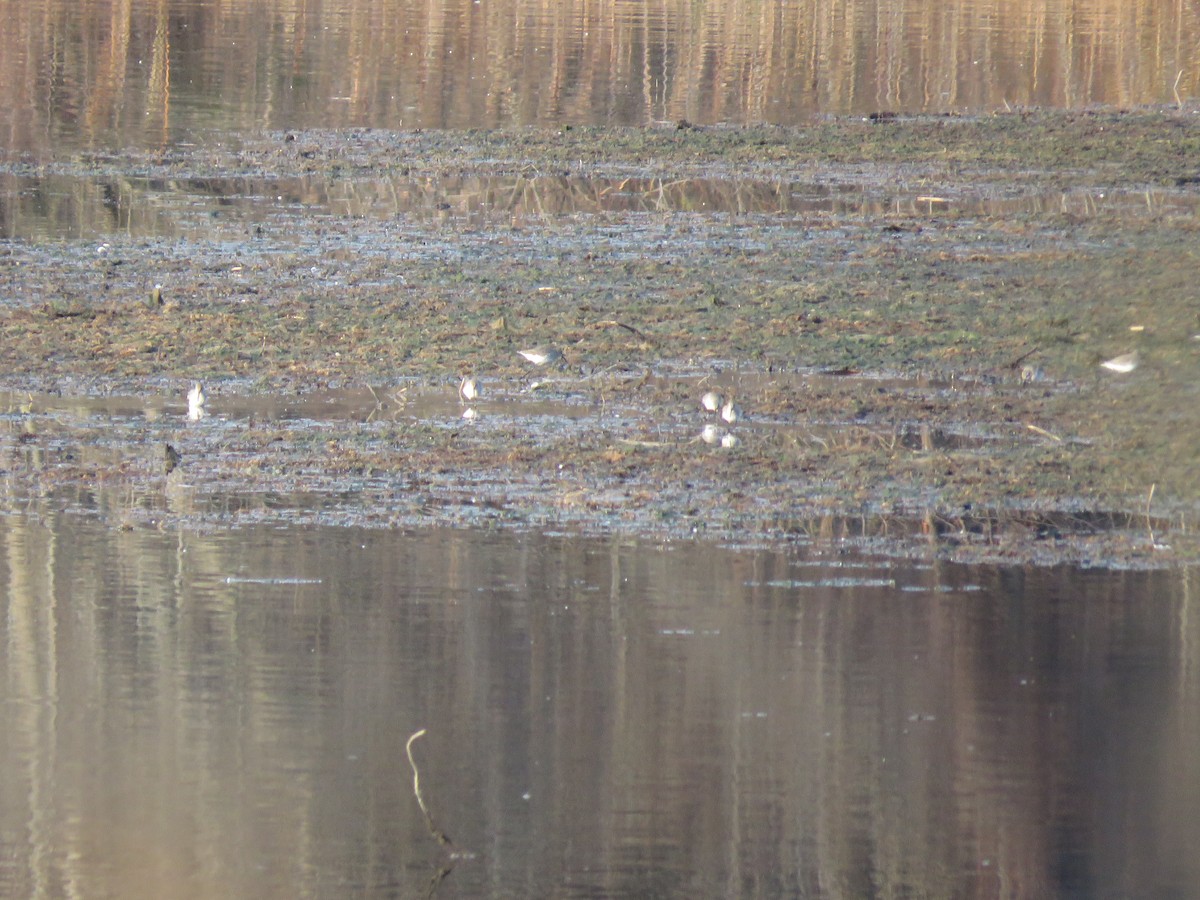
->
406 729 453 847
1174 70 1185 109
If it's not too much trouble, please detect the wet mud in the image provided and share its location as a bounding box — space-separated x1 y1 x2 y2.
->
1 108 1198 565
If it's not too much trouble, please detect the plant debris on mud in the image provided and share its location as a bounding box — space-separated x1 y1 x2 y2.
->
1 108 1197 565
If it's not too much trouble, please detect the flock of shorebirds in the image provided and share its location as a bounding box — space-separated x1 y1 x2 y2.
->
458 347 747 446
179 344 753 449
179 343 1144 446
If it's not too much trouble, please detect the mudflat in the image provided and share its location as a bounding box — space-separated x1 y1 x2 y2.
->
2 108 1197 564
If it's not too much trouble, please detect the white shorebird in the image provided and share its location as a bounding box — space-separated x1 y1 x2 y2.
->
1100 351 1138 374
459 375 480 402
186 382 206 421
701 423 724 445
700 390 724 412
518 345 565 367
720 399 742 424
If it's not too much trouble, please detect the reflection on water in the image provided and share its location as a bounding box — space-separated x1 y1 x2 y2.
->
1 512 1197 897
1 0 1199 153
6 165 1196 242
5 0 1200 246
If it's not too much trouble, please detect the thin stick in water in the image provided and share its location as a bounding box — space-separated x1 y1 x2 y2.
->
406 729 453 847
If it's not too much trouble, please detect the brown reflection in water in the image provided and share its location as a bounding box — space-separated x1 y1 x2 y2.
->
2 0 1199 152
0 514 1198 897
5 164 1196 242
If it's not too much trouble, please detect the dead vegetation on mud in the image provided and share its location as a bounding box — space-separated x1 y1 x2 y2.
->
1 108 1197 563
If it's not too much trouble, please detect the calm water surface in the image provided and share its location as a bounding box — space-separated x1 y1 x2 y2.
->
2 0 1199 154
1 512 1197 898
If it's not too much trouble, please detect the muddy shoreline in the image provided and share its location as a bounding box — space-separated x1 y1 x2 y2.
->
2 108 1198 565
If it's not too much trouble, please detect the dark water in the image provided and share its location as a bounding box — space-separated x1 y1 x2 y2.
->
1 513 1197 898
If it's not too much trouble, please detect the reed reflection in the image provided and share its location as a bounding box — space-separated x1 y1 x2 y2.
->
0 512 1197 897
6 163 1195 242
1 0 1198 153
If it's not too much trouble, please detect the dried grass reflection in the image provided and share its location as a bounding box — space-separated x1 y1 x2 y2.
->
3 0 1200 152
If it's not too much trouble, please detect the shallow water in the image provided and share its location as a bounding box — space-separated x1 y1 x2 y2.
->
1 512 1197 898
0 377 1106 547
6 166 1196 243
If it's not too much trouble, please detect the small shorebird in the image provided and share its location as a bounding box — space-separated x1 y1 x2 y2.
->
701 423 724 444
720 399 742 424
187 382 207 421
518 345 565 367
459 375 480 402
1100 351 1138 374
700 390 724 412
163 443 181 474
